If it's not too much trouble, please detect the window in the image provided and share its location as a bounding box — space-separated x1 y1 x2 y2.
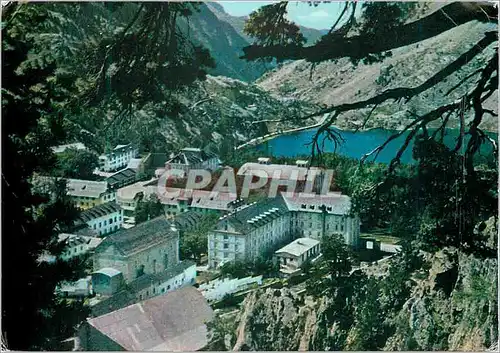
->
153 287 156 294
223 234 228 240
99 222 102 228
114 216 117 222
161 288 165 293
104 220 107 226
223 243 229 249
109 218 113 224
167 285 171 290
93 224 96 229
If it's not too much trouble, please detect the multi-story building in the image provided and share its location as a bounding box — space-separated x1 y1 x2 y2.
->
77 202 123 236
98 144 138 172
156 147 220 177
66 179 114 210
208 196 291 269
116 179 158 224
275 237 321 277
208 192 360 269
93 216 180 283
58 233 103 260
283 192 360 244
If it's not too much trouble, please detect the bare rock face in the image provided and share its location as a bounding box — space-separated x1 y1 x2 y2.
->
384 248 498 351
257 20 498 132
232 287 317 351
227 244 497 351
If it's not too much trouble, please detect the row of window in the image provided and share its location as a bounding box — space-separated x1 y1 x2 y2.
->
92 216 122 229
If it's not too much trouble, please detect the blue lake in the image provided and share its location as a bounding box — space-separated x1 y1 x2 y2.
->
256 127 497 164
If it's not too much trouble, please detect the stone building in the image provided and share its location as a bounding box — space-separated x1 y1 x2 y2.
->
93 216 179 283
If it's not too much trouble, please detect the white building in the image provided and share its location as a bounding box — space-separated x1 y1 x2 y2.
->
283 193 360 244
58 233 103 260
275 237 321 277
208 192 360 269
208 196 291 269
51 142 87 154
98 144 139 172
156 147 220 177
116 179 158 225
78 202 123 236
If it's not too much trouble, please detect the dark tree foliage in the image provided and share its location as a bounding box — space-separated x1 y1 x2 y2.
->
134 194 163 225
1 2 215 349
53 148 100 180
242 2 498 172
2 4 90 349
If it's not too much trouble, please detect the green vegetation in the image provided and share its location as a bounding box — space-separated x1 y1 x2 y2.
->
179 213 219 264
53 148 100 180
220 258 279 279
134 194 163 225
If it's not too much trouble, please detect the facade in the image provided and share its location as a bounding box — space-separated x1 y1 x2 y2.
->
162 188 238 218
98 144 139 172
208 196 292 269
116 179 158 223
275 237 321 276
66 178 113 210
93 216 180 283
157 147 220 177
208 192 360 269
78 202 123 236
283 193 360 245
79 286 214 351
58 233 103 260
129 261 196 302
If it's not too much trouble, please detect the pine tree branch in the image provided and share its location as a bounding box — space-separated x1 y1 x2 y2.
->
241 2 497 62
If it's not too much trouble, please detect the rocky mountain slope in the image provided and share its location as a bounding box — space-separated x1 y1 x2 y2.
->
184 3 326 82
257 19 498 132
213 223 497 351
206 2 327 46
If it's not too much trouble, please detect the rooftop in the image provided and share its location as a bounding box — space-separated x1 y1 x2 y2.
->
117 180 157 201
106 168 137 189
275 237 320 257
173 212 205 231
166 148 218 166
66 178 108 198
93 268 123 277
216 195 288 234
282 192 351 215
95 216 178 257
79 202 121 222
237 162 321 181
86 286 213 351
58 233 103 248
128 261 196 293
